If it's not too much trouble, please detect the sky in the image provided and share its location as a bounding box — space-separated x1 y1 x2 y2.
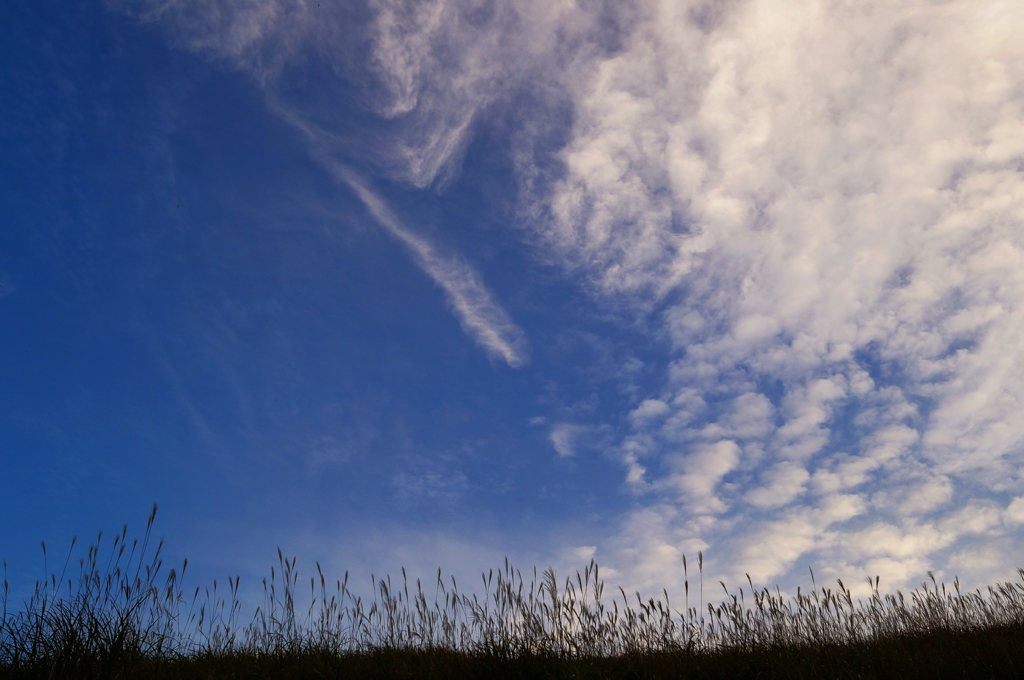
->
3 0 1024 605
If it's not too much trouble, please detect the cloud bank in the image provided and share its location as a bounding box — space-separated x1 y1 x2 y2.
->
116 0 1024 591
544 0 1024 591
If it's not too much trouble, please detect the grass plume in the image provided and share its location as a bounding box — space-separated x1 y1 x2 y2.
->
2 506 1023 678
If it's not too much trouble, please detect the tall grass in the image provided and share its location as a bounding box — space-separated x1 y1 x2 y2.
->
2 506 1023 678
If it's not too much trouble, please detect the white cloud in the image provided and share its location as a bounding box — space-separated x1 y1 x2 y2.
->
550 423 583 458
772 378 846 462
531 0 1024 592
1006 497 1024 525
871 470 953 517
116 0 1024 592
745 461 809 509
629 398 670 423
549 422 612 458
338 169 530 367
114 0 532 368
660 439 740 513
115 0 591 186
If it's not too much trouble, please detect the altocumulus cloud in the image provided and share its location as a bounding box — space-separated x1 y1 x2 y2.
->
545 0 1024 593
113 0 1024 593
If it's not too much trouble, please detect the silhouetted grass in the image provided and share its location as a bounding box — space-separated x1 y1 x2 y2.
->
2 506 1023 679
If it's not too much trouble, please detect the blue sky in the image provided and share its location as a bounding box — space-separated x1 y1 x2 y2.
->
4 0 1024 603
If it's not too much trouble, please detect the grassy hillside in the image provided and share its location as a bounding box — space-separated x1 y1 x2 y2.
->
3 508 1023 679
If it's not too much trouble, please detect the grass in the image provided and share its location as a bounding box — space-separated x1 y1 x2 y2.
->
2 506 1023 678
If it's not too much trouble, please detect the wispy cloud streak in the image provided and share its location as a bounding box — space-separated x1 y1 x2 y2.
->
114 0 531 368
334 166 529 368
